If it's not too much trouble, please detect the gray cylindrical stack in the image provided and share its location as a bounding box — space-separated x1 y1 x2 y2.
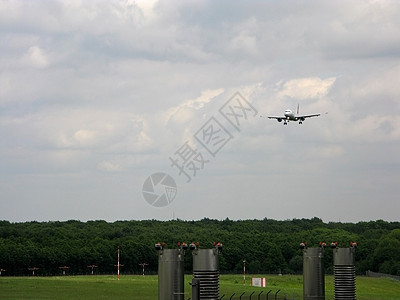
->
303 246 325 300
333 247 356 300
156 243 186 300
191 243 222 300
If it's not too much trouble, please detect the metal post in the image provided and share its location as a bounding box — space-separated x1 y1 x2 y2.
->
28 267 39 276
229 293 235 300
114 247 124 280
87 265 97 275
239 292 245 299
257 291 263 300
117 246 120 280
243 259 246 284
266 290 272 300
249 291 255 299
191 278 200 300
274 290 281 300
139 262 148 276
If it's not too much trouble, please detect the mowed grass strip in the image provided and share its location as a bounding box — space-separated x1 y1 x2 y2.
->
0 275 158 300
0 275 399 300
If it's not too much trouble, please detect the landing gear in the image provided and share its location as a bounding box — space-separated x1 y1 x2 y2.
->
299 121 303 124
284 121 288 125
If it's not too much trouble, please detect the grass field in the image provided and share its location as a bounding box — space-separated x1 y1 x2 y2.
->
0 274 399 300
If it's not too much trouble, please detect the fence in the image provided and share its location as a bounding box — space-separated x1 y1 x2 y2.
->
366 270 400 281
186 291 337 300
186 291 330 300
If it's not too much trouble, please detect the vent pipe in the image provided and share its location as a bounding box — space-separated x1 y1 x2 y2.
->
332 242 357 300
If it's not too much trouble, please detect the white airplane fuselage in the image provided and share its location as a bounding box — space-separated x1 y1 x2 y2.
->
284 109 299 121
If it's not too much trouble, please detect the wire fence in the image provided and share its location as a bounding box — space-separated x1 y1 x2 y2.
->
366 270 400 281
186 290 296 300
186 291 337 300
219 290 285 300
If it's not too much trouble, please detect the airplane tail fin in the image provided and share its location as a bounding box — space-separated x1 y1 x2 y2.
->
297 104 299 115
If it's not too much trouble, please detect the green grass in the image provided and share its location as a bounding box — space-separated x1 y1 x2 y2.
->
0 275 157 300
0 274 399 299
219 275 400 300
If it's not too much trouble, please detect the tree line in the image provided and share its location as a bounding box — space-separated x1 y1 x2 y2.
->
0 218 399 276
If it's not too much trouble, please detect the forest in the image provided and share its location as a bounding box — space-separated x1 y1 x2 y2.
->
0 218 399 276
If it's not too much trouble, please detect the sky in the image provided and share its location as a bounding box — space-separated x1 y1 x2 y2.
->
1 0 399 223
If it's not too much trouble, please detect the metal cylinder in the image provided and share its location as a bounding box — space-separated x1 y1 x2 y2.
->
191 278 201 300
303 247 325 300
192 248 220 300
157 248 185 300
333 248 356 300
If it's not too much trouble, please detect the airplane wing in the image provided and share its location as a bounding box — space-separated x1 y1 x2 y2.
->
298 113 320 119
266 116 287 123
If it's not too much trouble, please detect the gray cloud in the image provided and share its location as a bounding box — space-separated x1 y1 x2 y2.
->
0 0 399 222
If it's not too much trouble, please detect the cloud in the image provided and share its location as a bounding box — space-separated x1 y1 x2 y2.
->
309 145 345 159
323 1 400 59
1 1 400 222
229 17 259 56
348 115 400 142
277 77 336 100
21 46 49 68
97 161 122 172
165 88 224 126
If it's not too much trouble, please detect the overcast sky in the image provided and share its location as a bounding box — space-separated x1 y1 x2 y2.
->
1 0 399 223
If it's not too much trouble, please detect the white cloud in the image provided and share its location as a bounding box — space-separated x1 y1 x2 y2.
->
229 18 259 56
97 161 122 172
22 46 49 68
277 77 336 100
165 88 224 127
303 1 400 60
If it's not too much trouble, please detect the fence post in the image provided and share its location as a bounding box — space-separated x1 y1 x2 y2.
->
274 289 281 300
257 291 264 300
229 293 235 300
266 290 272 300
239 292 245 299
249 291 255 300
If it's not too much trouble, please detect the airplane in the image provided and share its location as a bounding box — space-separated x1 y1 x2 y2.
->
265 104 320 125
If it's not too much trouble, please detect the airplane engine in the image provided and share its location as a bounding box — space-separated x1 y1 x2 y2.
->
277 118 282 122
